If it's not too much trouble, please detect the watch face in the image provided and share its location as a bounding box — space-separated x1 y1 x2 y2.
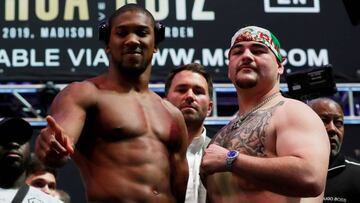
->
227 150 238 158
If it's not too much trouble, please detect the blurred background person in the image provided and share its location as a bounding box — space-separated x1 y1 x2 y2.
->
26 153 58 196
0 117 62 202
308 97 360 203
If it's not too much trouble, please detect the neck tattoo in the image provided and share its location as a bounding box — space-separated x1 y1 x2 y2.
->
232 92 280 130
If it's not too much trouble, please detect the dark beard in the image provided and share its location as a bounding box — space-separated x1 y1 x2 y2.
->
235 79 257 89
117 64 147 77
0 157 28 185
184 114 206 129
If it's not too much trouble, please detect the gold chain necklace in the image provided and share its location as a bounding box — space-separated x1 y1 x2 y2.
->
232 92 280 129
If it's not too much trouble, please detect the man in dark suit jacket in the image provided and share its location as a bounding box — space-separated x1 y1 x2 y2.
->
308 97 360 203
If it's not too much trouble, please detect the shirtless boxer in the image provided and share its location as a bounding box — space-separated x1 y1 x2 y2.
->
35 4 188 203
200 26 330 203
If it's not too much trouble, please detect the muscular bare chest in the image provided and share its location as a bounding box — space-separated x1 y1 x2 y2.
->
213 101 284 156
91 92 174 142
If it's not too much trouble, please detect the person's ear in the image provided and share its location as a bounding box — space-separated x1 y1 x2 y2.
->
278 60 284 75
207 100 213 117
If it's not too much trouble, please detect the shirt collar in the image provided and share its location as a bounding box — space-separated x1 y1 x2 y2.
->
188 127 206 154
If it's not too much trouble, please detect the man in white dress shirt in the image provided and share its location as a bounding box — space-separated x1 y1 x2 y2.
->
165 63 213 203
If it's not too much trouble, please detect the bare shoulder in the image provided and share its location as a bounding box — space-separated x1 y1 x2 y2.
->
274 97 329 163
161 98 188 150
275 97 323 127
282 97 317 114
54 79 100 107
65 80 97 91
161 98 183 120
62 80 98 97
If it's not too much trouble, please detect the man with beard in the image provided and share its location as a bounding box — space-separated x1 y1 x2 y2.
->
0 117 61 202
35 4 188 203
308 97 360 202
165 63 213 203
200 26 330 203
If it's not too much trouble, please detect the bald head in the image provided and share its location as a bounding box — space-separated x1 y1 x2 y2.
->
308 98 342 112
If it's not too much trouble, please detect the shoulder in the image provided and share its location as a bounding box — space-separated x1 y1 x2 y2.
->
55 80 99 105
0 188 16 201
161 99 184 120
273 97 328 141
62 80 98 94
280 97 315 112
275 97 321 122
161 98 188 150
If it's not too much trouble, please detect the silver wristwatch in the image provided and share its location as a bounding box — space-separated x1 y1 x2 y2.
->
226 150 239 171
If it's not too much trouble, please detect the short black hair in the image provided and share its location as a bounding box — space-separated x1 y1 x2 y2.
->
165 63 213 99
26 153 57 178
108 4 156 29
100 4 157 45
